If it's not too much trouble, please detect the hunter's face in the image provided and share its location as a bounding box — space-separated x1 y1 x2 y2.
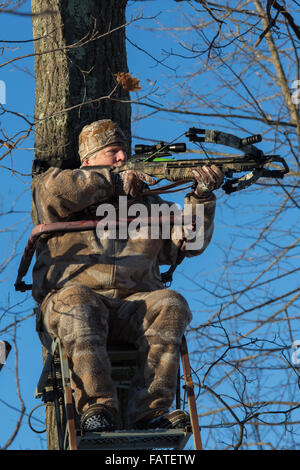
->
83 145 127 167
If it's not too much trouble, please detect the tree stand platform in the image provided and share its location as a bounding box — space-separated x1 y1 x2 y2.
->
35 335 202 451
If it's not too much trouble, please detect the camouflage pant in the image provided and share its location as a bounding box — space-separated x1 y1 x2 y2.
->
38 284 192 424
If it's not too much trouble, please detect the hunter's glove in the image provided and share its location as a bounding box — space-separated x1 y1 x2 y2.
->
192 165 224 196
168 164 224 196
120 170 156 198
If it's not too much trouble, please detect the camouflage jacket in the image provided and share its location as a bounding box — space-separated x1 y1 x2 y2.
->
31 167 216 304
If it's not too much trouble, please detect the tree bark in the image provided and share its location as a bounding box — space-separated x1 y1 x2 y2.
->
31 0 130 450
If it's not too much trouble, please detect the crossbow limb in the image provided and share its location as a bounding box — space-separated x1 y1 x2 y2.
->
185 128 289 193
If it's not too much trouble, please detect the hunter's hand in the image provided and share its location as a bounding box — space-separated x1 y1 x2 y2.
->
120 170 156 198
192 165 224 196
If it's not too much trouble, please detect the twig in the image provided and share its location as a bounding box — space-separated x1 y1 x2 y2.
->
1 318 25 450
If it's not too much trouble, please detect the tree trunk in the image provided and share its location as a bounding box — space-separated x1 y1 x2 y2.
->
31 0 131 166
31 0 130 449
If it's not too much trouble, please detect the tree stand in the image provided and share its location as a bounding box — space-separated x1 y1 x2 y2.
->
35 335 203 451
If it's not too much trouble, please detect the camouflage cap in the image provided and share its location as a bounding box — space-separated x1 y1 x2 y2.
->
78 119 127 163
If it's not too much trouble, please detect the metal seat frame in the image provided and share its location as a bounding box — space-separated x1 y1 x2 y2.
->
35 335 202 451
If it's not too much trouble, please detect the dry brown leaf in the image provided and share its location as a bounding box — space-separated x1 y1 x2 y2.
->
115 72 141 92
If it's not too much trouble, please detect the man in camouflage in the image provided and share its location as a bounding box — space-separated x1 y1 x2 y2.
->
32 119 223 432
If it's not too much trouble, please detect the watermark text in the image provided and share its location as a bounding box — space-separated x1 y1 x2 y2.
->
95 196 204 250
291 80 300 104
0 80 6 104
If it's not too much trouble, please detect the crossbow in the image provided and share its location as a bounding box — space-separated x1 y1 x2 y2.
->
107 127 289 195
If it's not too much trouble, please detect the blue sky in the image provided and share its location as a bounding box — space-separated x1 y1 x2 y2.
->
0 0 299 451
